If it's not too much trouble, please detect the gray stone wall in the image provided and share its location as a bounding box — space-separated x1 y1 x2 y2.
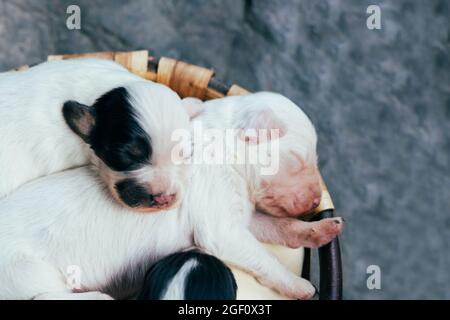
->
0 0 448 299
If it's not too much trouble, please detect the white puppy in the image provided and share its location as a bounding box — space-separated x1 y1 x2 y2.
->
0 93 343 300
0 59 194 210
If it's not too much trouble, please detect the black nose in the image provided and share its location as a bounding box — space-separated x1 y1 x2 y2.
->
115 179 155 208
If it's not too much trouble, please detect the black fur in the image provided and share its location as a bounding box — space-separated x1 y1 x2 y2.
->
115 178 156 208
137 250 237 300
63 87 152 172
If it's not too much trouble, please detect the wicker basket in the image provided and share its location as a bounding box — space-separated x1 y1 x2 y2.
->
14 50 342 300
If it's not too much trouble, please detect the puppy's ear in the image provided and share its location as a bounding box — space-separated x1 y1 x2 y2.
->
238 109 287 144
182 97 204 119
62 101 96 143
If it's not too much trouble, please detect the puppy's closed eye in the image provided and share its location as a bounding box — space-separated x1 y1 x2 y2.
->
126 139 150 161
114 138 151 170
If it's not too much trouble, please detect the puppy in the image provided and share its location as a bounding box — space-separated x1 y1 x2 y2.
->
189 92 322 217
192 93 342 248
137 249 237 300
0 59 194 210
144 94 343 299
0 93 342 299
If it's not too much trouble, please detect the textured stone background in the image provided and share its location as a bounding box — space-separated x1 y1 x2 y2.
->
0 0 449 299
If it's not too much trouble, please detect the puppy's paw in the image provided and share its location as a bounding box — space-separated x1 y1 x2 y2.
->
286 217 343 248
257 275 316 300
283 277 316 300
34 291 114 300
304 217 343 248
82 291 114 300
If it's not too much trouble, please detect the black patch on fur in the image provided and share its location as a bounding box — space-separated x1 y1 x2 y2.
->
137 250 237 300
115 178 156 208
90 87 152 171
68 87 152 172
100 259 153 300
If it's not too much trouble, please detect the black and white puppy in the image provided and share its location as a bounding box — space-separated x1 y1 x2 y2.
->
0 59 195 210
137 250 237 300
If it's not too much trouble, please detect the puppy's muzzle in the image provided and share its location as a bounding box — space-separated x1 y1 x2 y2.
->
114 179 177 211
153 193 176 206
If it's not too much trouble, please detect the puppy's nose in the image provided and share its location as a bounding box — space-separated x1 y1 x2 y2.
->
312 197 321 209
153 194 176 206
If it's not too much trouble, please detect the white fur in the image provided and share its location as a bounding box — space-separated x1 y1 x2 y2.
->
0 93 342 300
195 93 322 216
0 167 192 299
161 258 199 299
0 59 189 204
94 81 192 210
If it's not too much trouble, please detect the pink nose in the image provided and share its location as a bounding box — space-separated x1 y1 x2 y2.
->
153 194 176 206
312 197 321 209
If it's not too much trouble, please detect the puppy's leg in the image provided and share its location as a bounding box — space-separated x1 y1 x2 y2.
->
34 291 113 300
197 228 315 300
0 256 112 300
250 212 343 248
0 256 65 299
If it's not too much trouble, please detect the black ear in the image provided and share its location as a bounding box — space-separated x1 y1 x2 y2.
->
62 101 96 143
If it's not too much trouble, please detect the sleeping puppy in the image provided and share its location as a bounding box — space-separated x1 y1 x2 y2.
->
181 93 343 298
0 59 194 210
187 92 322 217
0 93 342 300
137 249 237 300
142 94 342 300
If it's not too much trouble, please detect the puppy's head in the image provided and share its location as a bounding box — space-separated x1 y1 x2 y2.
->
254 151 322 218
234 92 322 217
63 82 194 212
